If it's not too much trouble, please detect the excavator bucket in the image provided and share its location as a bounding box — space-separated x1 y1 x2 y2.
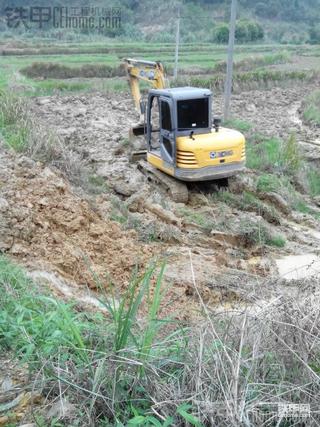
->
130 123 146 137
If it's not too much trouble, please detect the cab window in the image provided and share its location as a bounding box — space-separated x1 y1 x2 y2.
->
161 101 172 131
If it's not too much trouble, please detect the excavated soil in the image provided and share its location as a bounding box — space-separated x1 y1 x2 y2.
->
0 150 154 290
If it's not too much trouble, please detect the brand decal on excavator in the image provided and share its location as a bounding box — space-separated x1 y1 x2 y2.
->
210 150 233 159
139 70 155 79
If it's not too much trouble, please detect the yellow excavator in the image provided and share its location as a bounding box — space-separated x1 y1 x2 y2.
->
123 58 246 202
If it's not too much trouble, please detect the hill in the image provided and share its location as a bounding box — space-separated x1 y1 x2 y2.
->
0 0 320 44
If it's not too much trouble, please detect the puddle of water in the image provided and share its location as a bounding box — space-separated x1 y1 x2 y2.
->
276 254 320 280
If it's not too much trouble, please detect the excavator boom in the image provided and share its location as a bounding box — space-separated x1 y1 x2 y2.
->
123 58 167 112
123 58 168 136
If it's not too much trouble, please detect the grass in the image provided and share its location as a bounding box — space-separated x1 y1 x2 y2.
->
32 80 91 96
0 256 89 366
173 69 313 93
0 93 30 151
0 42 319 95
246 134 283 171
303 90 320 125
0 256 176 424
246 133 301 175
214 50 292 73
0 91 88 185
3 255 320 426
267 234 286 248
238 218 286 248
293 198 320 220
21 62 124 79
257 173 283 193
223 118 252 132
178 206 215 232
214 190 281 226
307 168 320 197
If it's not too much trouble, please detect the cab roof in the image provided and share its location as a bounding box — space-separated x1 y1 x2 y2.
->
149 87 212 100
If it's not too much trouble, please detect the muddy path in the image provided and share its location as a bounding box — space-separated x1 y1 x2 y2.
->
1 82 320 316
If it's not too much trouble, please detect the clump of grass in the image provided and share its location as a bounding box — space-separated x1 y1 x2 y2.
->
238 218 285 247
268 234 286 248
282 133 301 174
257 174 283 193
0 92 30 151
307 168 320 196
292 198 320 220
256 173 298 207
246 134 282 171
303 90 320 125
247 133 301 176
223 118 252 132
0 91 87 185
214 190 280 224
178 206 215 231
0 256 89 365
110 195 129 225
87 174 110 194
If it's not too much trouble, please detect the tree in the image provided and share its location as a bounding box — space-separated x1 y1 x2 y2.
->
309 25 320 44
213 23 229 43
214 20 264 43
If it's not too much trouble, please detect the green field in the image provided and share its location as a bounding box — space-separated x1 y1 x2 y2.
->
1 40 320 96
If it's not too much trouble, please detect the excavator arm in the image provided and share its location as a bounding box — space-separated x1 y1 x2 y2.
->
123 58 167 113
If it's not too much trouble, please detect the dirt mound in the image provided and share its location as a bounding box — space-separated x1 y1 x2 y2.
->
0 150 154 288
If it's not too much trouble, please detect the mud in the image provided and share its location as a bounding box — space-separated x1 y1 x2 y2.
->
2 81 320 314
0 150 154 289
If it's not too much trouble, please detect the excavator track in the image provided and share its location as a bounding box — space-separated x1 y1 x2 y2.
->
138 160 188 204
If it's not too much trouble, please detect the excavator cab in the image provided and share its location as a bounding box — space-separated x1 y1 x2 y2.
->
145 87 246 182
146 88 210 167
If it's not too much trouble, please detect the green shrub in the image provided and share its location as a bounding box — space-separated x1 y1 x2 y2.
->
213 23 229 43
213 20 264 43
